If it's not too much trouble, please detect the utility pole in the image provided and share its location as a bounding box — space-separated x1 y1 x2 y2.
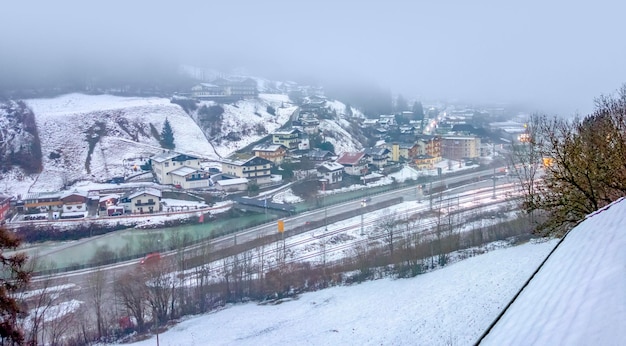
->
492 166 497 199
360 200 367 236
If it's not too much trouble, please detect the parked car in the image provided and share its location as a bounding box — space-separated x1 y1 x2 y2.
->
140 252 161 265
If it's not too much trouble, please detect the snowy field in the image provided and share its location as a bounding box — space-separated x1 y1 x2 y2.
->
112 198 626 346
118 239 557 346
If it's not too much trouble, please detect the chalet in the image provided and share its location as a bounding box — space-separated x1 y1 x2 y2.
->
362 147 390 169
253 144 287 164
379 114 396 126
170 167 211 189
336 152 369 176
221 156 273 185
304 148 335 162
126 188 162 214
0 194 11 224
272 129 301 150
23 192 63 214
293 117 320 134
60 190 88 219
317 161 344 184
151 152 202 185
442 136 481 160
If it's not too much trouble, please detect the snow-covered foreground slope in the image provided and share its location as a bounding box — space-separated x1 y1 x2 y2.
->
481 198 626 345
119 240 557 346
25 93 217 192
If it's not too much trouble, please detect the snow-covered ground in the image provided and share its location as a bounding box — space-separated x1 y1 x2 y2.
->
204 94 297 158
23 93 217 194
112 196 626 345
118 239 557 346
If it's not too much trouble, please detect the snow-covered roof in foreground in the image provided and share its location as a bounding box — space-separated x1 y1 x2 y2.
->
482 197 626 345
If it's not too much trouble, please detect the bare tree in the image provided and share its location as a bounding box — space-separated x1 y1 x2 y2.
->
87 269 107 340
375 212 400 259
114 270 147 332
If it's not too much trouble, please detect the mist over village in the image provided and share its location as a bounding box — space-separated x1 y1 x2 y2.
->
0 1 624 345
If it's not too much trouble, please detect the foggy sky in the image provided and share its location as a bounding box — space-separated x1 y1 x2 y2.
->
2 0 625 115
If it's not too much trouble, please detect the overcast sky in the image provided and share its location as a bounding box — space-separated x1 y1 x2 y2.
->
2 0 625 115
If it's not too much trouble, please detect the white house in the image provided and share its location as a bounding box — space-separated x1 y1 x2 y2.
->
126 188 162 214
317 161 344 184
170 166 211 189
151 152 202 185
59 190 88 219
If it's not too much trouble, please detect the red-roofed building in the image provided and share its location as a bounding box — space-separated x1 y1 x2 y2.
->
336 152 369 176
0 194 12 224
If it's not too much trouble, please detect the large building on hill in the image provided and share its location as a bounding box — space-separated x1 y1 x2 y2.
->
191 78 258 100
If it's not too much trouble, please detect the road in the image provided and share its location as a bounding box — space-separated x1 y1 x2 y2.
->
30 169 517 299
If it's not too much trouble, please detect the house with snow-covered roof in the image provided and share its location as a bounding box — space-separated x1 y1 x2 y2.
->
362 147 390 169
304 148 336 162
59 190 88 219
271 128 301 150
253 144 287 164
120 188 162 214
170 166 211 189
317 161 344 184
221 156 273 185
336 152 369 176
23 191 63 214
151 152 202 186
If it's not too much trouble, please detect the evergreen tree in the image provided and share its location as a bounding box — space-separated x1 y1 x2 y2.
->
160 118 175 149
395 94 408 112
412 101 425 120
0 227 30 344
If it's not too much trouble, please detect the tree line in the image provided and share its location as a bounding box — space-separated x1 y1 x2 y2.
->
509 84 626 236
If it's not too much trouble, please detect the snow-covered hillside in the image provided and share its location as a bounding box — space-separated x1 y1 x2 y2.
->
119 239 558 346
194 93 297 158
25 93 217 193
0 90 368 196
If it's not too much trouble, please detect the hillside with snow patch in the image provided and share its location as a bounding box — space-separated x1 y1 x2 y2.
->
191 93 297 158
0 91 368 196
25 93 217 192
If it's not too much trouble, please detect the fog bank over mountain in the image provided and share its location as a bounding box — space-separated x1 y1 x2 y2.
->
2 0 625 116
